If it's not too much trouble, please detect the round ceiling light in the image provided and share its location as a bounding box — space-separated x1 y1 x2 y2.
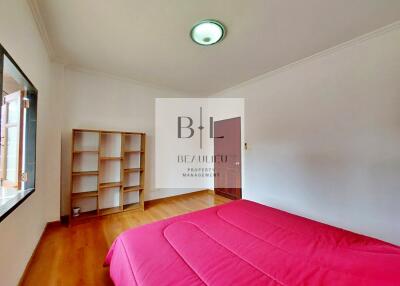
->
190 19 226 46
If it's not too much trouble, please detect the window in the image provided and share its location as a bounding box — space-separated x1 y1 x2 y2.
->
0 45 37 222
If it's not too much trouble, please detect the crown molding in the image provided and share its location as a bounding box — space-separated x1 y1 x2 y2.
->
212 20 400 96
65 65 195 96
27 0 58 62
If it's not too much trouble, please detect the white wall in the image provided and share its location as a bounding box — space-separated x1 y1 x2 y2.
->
60 67 198 215
0 0 61 285
213 24 400 245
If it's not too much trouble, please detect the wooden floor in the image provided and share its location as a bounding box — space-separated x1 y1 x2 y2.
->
21 191 230 286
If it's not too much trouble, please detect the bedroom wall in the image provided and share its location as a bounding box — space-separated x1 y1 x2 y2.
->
59 67 199 215
212 23 400 245
0 0 61 285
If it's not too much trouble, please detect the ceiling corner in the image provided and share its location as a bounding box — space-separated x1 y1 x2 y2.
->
27 0 57 62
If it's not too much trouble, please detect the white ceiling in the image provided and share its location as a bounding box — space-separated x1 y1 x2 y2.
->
34 0 400 94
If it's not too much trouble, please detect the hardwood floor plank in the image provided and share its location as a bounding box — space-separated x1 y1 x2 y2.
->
20 192 230 286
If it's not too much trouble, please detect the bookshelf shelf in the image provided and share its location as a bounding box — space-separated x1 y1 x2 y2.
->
123 202 141 212
124 150 143 154
99 182 122 189
99 206 121 216
72 171 98 176
100 156 123 161
124 168 143 173
123 185 143 193
71 191 98 199
69 129 146 224
73 150 99 154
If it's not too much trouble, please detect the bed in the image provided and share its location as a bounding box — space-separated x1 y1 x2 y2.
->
105 199 400 285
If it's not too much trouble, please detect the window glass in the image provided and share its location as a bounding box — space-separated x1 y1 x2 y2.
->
6 126 18 182
7 99 18 123
0 47 37 221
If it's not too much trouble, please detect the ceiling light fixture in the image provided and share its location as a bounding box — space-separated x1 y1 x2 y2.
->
190 19 226 46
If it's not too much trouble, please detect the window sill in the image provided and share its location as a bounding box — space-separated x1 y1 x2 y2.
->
0 187 35 223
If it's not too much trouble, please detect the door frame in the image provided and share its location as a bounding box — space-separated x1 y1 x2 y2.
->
213 116 242 199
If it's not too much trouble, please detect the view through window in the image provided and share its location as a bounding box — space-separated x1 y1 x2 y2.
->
0 46 37 220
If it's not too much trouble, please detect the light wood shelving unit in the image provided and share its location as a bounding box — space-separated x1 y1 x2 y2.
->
69 129 146 223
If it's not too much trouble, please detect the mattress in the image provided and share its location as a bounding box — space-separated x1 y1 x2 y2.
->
105 199 400 285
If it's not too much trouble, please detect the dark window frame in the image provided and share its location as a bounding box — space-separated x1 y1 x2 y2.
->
0 44 38 223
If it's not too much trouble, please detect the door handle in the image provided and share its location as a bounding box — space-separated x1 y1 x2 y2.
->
235 162 240 166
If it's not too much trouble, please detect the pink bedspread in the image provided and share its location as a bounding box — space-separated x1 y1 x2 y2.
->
105 200 400 285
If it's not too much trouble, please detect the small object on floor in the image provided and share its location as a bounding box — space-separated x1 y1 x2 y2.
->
72 207 80 217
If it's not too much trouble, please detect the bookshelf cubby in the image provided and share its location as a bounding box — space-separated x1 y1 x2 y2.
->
70 129 146 223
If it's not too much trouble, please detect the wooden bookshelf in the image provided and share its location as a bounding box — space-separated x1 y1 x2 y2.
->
69 129 146 223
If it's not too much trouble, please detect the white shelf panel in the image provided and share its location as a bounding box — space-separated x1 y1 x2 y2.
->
99 160 121 184
124 172 140 187
124 191 139 205
124 134 141 152
101 133 121 157
99 187 120 209
124 152 141 169
74 131 99 152
72 175 98 193
72 152 98 172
